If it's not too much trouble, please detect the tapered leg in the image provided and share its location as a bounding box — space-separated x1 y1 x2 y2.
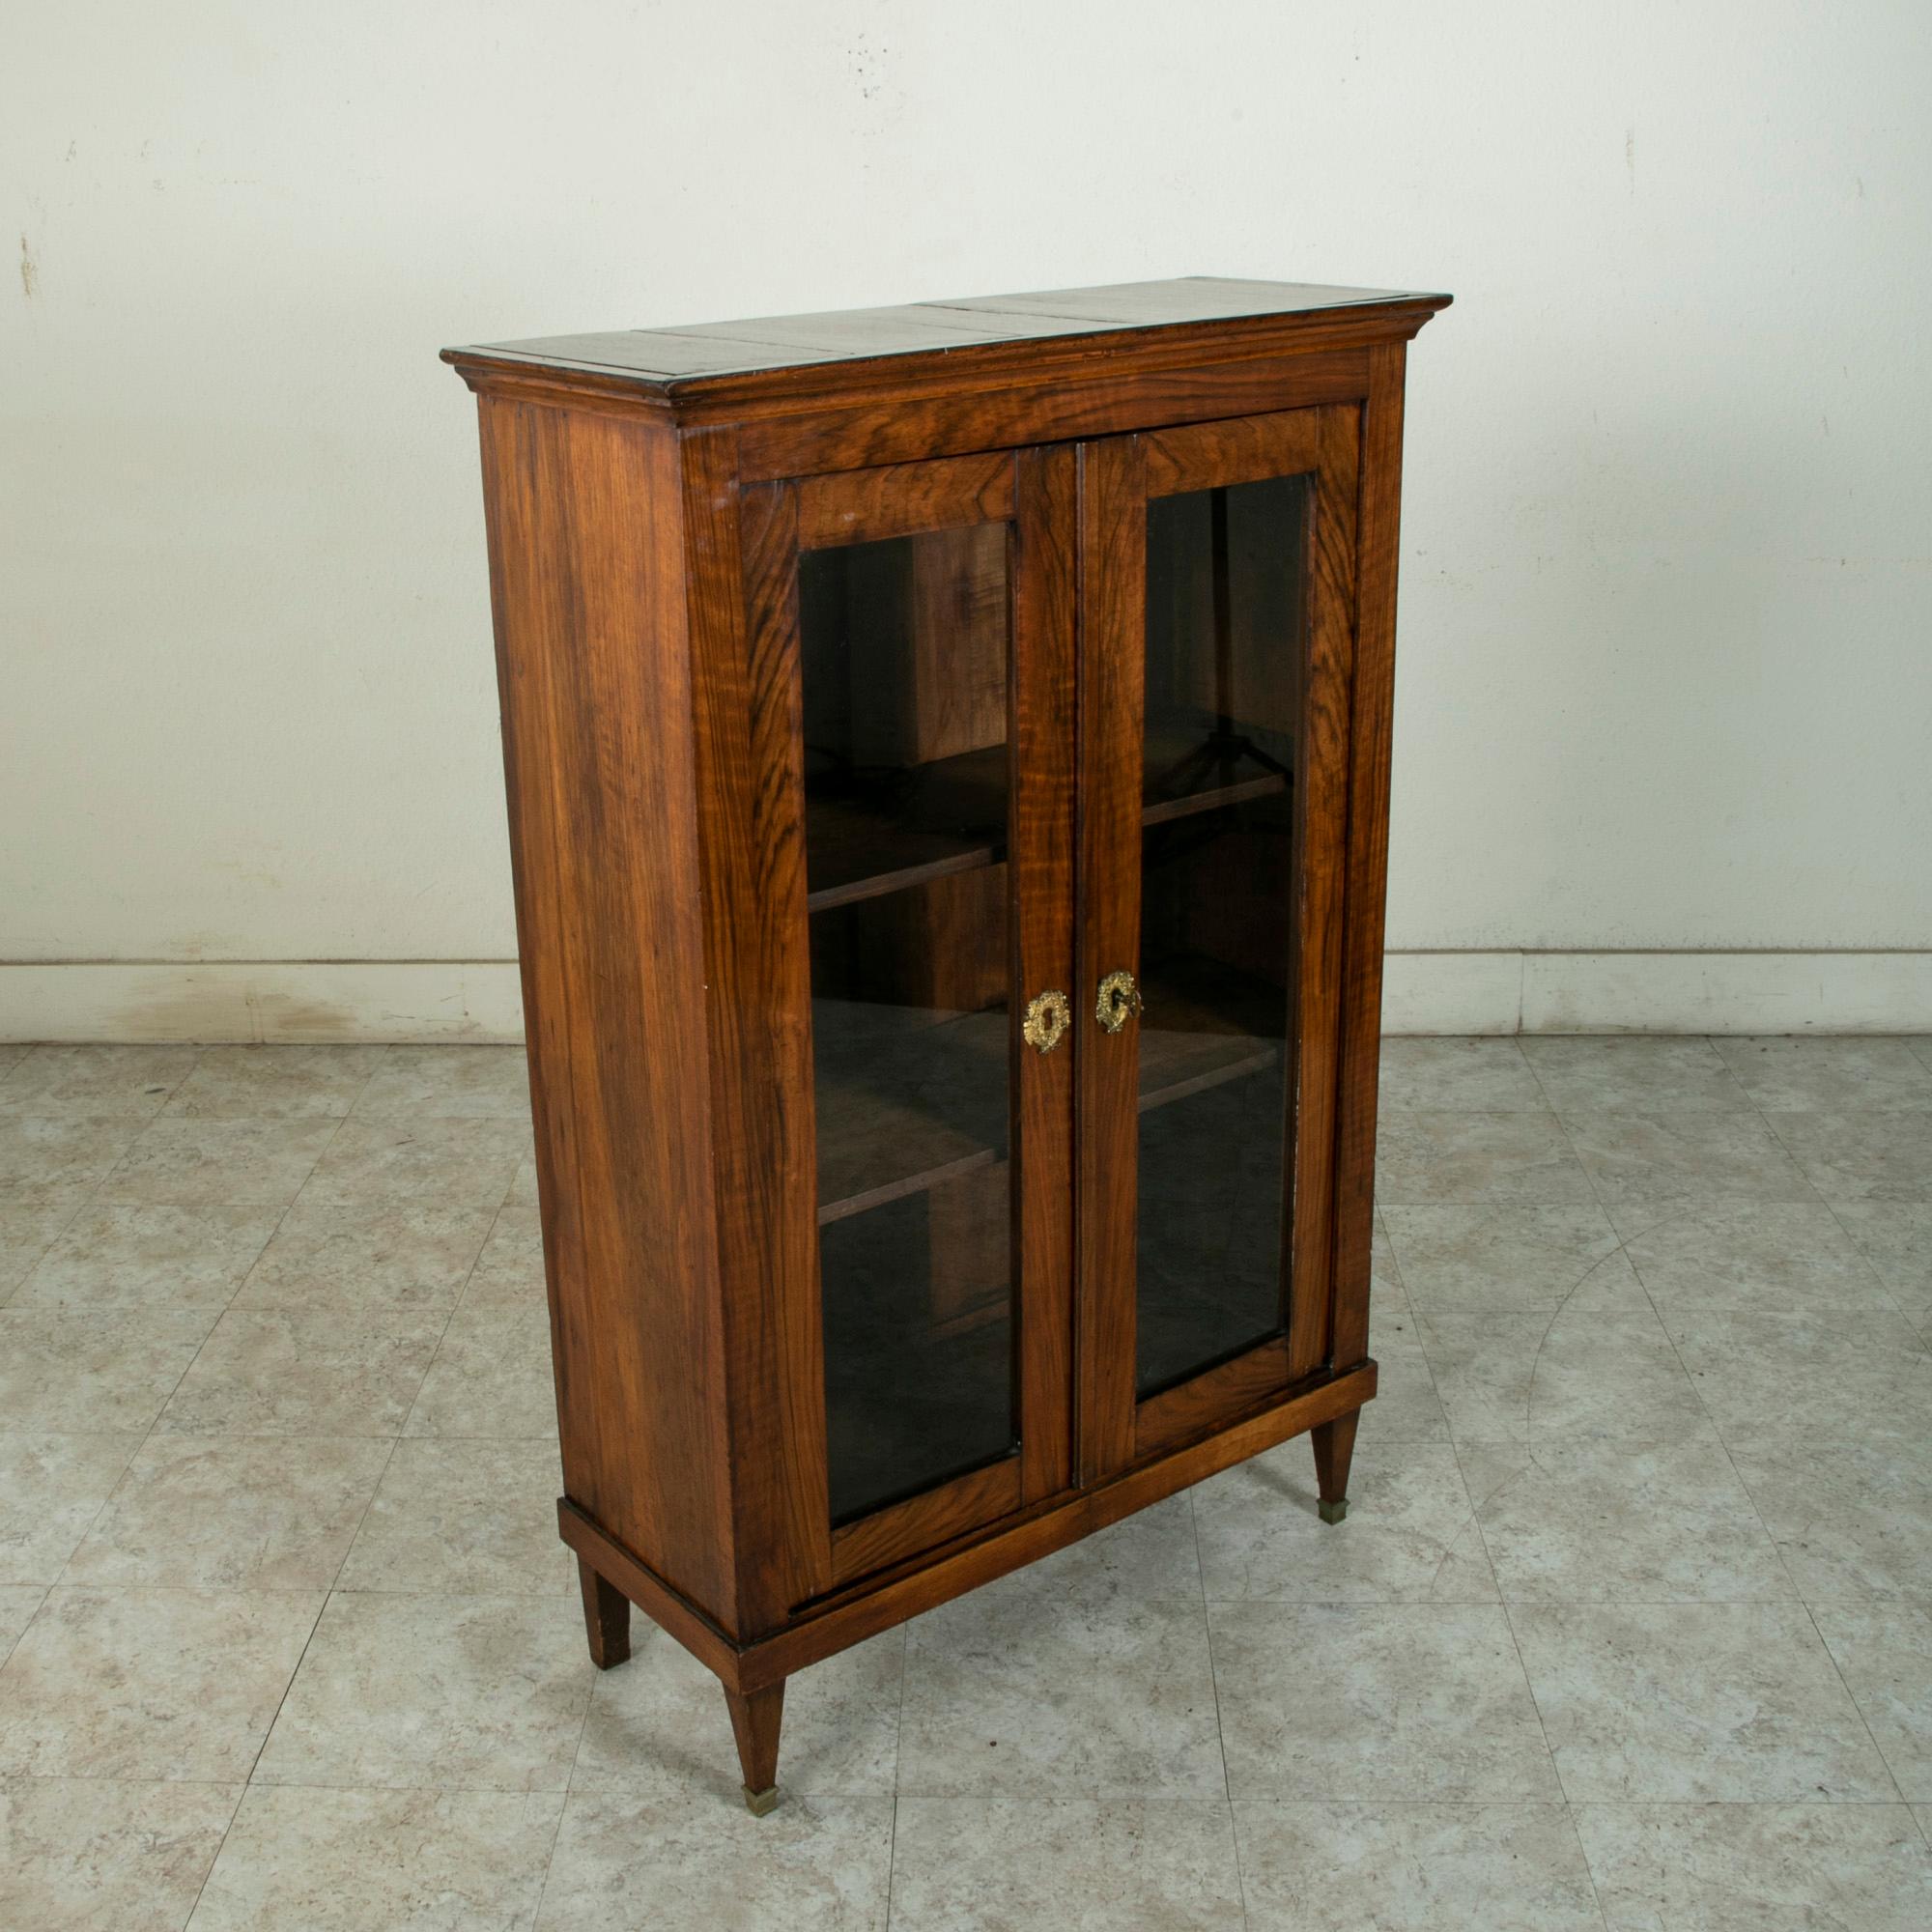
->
724 1681 786 1816
1312 1407 1360 1525
577 1557 631 1669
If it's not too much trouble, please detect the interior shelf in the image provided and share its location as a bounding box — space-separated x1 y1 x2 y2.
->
1141 771 1287 828
1139 1043 1279 1113
810 955 1286 1227
811 998 1009 1225
1134 955 1287 1117
1143 709 1293 805
804 730 1295 914
805 744 1008 913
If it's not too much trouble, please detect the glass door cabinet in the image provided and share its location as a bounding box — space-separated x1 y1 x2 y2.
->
448 274 1446 1814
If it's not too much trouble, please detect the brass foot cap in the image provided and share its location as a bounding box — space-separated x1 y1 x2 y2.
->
1318 1498 1348 1525
743 1784 781 1817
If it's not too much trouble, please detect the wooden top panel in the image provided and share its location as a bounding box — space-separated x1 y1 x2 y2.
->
444 276 1450 393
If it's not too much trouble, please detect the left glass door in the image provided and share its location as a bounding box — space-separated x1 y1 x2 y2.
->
763 448 1075 1586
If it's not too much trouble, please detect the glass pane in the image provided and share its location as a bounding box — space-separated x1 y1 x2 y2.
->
1135 473 1309 1398
798 525 1018 1524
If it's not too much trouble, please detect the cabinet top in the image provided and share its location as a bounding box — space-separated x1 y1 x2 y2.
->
441 275 1449 398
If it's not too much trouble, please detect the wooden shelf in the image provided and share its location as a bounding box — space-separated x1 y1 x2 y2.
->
805 745 1008 913
1141 771 1286 828
811 959 1285 1223
820 1148 997 1227
1134 956 1287 1116
812 998 1009 1225
1139 1044 1278 1113
805 736 1293 916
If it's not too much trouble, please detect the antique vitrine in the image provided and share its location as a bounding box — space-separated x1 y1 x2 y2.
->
444 276 1448 1810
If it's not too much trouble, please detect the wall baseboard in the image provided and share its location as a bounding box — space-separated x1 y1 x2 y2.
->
0 952 1926 1043
1381 950 1932 1036
0 961 526 1044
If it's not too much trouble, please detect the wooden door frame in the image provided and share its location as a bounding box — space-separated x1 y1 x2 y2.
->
741 445 1078 1600
1075 404 1362 1481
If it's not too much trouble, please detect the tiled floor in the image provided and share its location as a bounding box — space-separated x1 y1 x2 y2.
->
2 1037 1930 1928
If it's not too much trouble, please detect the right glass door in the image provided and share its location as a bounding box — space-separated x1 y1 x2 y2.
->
1079 406 1361 1471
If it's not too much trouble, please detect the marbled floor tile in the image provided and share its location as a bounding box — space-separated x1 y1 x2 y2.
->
157 1305 446 1436
462 1202 547 1305
14 1201 282 1310
0 1113 151 1208
1509 1601 1897 1801
1379 1038 1546 1113
1195 1435 1497 1604
1371 1210 1411 1317
897 1592 1223 1798
1660 1306 1932 1451
1234 1801 1603 1932
508 1156 540 1208
1561 1109 1817 1215
0 1775 241 1932
1810 1602 1932 1800
1613 1196 1896 1311
0 1044 202 1118
1765 1108 1932 1202
0 1307 216 1434
1726 1435 1932 1601
0 1201 77 1298
0 1431 138 1584
64 1434 392 1592
1415 1308 1714 1445
891 1795 1243 1932
299 1117 527 1209
1715 1034 1932 1112
1380 1203 1642 1314
1355 1324 1448 1439
577 1625 901 1800
338 1437 565 1596
160 1044 387 1121
537 1789 893 1932
97 1117 340 1208
0 1589 44 1662
187 1783 563 1932
0 1586 321 1780
1375 1112 1595 1206
1831 1200 1932 1320
404 1299 558 1438
253 1591 591 1793
1208 1604 1558 1802
353 1045 534 1120
1573 1800 1932 1932
1457 1436 1791 1604
1522 1036 1754 1112
235 1197 499 1312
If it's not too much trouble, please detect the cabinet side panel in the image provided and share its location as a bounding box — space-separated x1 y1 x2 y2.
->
1332 344 1408 1370
477 394 735 1621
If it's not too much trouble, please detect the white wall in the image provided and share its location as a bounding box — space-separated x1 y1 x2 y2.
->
5 1 1929 1037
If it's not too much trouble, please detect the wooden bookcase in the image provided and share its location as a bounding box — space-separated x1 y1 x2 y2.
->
443 276 1449 1810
